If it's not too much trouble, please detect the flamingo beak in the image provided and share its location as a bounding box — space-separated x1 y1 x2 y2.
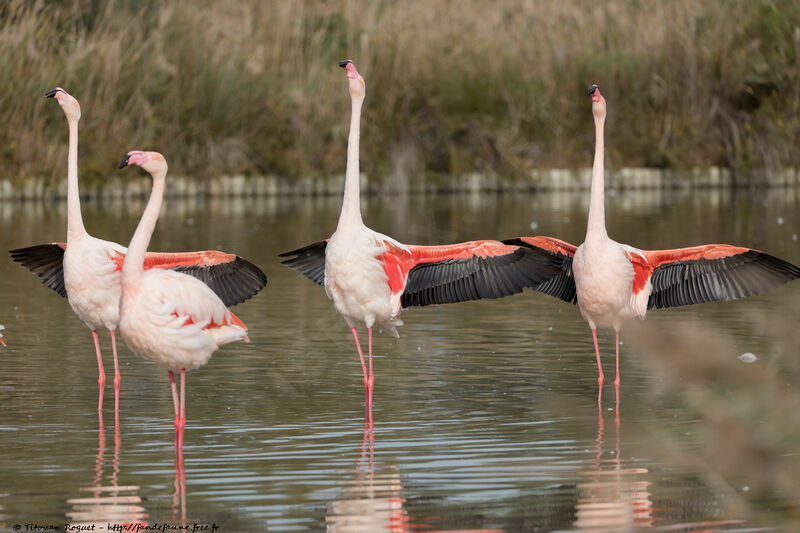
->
45 88 63 99
339 59 352 68
587 85 598 95
119 154 131 169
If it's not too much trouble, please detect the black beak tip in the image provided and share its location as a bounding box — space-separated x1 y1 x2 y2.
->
45 88 60 99
119 154 131 169
587 84 598 95
339 59 352 68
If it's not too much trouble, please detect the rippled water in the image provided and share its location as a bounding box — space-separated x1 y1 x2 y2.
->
0 187 798 532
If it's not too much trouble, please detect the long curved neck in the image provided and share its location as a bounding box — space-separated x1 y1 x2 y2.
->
586 114 607 240
336 95 364 229
66 116 86 240
122 170 166 285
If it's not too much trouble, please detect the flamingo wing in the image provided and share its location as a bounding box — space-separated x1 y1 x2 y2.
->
632 245 800 309
9 243 67 297
9 244 266 306
399 240 569 307
280 237 572 307
149 251 267 306
278 240 328 286
504 236 578 304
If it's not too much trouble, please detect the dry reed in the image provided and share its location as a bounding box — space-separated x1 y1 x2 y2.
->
2 0 799 184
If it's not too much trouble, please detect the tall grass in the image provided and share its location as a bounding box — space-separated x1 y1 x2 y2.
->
2 0 800 184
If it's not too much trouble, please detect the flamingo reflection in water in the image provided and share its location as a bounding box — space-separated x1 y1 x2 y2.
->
172 447 187 527
325 420 408 533
326 419 504 533
573 405 748 532
573 407 654 532
65 412 148 529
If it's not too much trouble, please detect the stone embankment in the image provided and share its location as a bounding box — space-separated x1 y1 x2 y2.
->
1 167 797 200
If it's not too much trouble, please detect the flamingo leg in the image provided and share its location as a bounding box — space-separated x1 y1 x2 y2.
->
351 328 369 407
178 368 186 451
614 330 621 405
367 327 374 421
169 371 179 450
110 329 121 412
92 330 106 411
591 329 604 404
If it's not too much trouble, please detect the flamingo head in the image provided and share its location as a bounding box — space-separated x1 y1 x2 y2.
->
119 150 168 177
339 59 365 100
588 84 606 120
0 325 5 347
46 87 81 121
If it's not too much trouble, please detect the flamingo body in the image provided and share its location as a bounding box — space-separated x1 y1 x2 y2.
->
325 226 407 335
63 235 128 331
120 268 247 371
573 238 638 330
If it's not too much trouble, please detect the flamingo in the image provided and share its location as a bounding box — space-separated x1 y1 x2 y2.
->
510 85 800 403
279 60 569 418
118 150 250 451
9 88 266 412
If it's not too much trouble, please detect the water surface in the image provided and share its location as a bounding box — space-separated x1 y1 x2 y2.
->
0 187 798 531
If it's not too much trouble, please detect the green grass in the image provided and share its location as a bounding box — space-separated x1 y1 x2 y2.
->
2 0 800 184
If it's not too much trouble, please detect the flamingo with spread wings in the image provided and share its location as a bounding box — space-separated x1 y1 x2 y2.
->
119 150 250 450
511 86 799 403
280 60 568 418
9 88 266 412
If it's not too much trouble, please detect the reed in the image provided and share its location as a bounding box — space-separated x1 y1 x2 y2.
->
2 0 799 184
628 298 800 518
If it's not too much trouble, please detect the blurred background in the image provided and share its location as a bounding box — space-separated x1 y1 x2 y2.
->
3 0 800 185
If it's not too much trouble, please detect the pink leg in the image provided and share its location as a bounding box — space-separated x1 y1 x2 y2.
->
92 330 106 411
110 329 121 412
178 369 186 451
367 328 374 421
614 330 621 405
351 328 369 405
169 371 179 449
592 329 604 404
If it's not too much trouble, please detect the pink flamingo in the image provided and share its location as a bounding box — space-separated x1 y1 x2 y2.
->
512 85 799 403
119 150 250 450
9 88 265 412
280 60 568 418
